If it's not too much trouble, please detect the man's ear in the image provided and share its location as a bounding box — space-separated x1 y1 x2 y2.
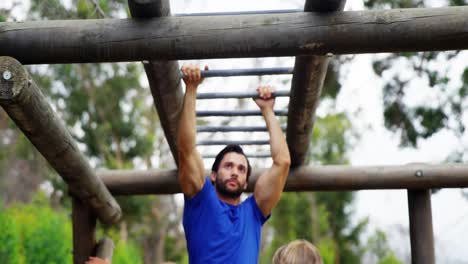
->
210 171 216 182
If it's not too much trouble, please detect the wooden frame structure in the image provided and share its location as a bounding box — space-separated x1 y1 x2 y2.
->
1 0 467 263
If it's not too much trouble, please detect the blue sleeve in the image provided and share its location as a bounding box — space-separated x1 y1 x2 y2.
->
184 176 213 208
183 177 218 232
248 195 270 225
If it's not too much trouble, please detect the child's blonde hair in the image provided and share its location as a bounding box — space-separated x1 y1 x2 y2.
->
272 239 323 264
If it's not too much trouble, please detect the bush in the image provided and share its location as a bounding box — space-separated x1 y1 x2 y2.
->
0 210 22 264
6 193 72 264
113 240 143 264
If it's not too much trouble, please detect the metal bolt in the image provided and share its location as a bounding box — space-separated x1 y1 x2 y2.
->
415 170 423 177
3 71 12 80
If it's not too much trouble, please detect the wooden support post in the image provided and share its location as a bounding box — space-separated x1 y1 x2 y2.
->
1 7 468 64
408 189 435 264
129 0 183 165
287 0 346 168
95 237 115 263
98 163 468 195
0 56 121 225
128 0 170 18
72 198 97 264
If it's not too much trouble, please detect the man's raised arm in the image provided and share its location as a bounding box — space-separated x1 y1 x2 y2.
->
177 64 207 198
253 85 291 217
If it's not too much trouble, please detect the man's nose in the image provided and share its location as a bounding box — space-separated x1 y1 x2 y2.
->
231 169 239 178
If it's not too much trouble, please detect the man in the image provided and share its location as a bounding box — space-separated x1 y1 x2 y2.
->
178 64 291 264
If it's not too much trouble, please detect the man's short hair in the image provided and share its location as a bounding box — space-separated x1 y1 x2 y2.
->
211 144 252 181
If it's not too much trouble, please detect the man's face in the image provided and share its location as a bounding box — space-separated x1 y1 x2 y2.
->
211 152 249 198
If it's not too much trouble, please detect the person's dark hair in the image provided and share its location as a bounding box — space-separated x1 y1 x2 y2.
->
211 144 252 181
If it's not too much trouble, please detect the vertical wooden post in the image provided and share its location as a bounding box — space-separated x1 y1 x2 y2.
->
95 237 115 263
72 197 97 264
287 0 346 168
128 0 183 165
407 189 435 264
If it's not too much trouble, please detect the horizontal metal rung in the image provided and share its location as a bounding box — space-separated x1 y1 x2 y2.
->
197 125 286 133
181 67 293 78
203 154 271 158
175 9 302 17
197 90 290 99
197 140 269 146
196 110 288 117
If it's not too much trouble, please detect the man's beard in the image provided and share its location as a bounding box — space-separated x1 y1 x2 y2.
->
215 177 244 199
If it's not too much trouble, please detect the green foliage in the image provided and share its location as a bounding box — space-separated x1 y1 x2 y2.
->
367 229 403 264
0 210 22 264
115 196 153 224
379 253 403 264
113 240 143 264
316 238 335 264
414 107 447 138
313 113 368 263
29 0 127 20
310 113 352 164
268 193 313 250
5 192 72 264
29 0 73 19
383 101 418 146
364 0 468 148
322 61 342 99
164 235 188 263
461 68 468 97
449 0 468 5
316 192 368 264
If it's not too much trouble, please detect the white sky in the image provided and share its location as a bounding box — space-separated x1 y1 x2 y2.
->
2 0 468 262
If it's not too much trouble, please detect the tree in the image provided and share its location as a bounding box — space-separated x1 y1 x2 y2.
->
364 0 468 159
365 0 468 208
366 229 403 264
0 1 52 208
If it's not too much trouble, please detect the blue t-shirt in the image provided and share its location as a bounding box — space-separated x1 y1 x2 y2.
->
183 177 270 264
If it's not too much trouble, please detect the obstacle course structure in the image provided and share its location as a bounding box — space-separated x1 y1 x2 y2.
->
1 0 468 263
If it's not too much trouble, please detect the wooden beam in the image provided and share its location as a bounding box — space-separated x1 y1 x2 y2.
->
72 198 96 264
1 7 467 64
98 163 468 195
0 56 121 225
129 0 182 165
287 0 346 168
408 190 435 264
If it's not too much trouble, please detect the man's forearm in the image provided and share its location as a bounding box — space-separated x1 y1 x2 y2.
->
262 108 290 166
177 86 198 153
